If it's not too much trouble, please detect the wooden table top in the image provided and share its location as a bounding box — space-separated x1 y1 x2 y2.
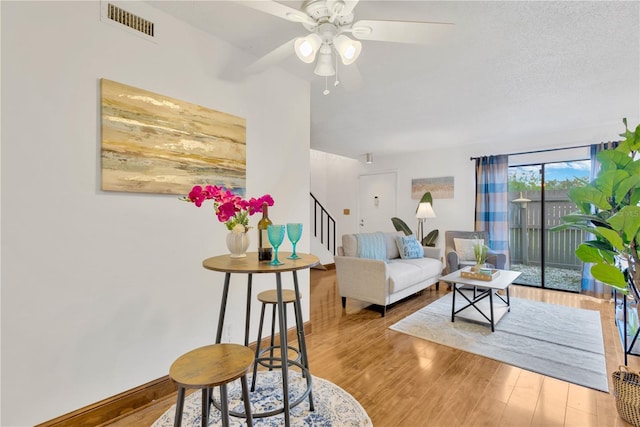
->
202 252 320 274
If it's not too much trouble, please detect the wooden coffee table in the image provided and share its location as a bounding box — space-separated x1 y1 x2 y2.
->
439 267 521 332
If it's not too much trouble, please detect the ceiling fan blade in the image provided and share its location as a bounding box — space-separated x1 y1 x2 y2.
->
245 38 296 75
231 0 316 26
351 19 454 45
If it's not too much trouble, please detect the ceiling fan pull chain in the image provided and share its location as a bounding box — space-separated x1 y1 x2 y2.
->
323 76 330 95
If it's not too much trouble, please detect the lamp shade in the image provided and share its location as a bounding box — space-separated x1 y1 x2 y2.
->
333 34 362 65
294 33 321 64
314 46 336 76
416 202 436 219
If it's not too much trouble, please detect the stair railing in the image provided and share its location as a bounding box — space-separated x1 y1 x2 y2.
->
310 193 336 255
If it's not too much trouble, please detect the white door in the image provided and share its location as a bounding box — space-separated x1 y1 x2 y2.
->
358 172 397 233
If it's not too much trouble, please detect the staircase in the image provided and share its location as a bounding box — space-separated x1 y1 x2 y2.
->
310 193 336 267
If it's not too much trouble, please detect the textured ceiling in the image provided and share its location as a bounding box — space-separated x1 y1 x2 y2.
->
148 1 640 160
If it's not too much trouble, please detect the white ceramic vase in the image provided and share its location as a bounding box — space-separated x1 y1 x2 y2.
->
226 231 250 258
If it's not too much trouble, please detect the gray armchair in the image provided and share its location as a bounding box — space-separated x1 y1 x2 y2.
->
444 230 507 274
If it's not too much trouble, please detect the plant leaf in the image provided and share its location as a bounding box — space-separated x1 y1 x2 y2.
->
423 229 438 246
598 149 633 170
614 174 640 204
596 170 629 199
608 206 640 243
568 186 611 211
591 263 628 291
624 158 640 175
594 226 624 250
631 188 640 206
560 213 610 228
575 244 609 263
391 217 412 236
418 192 433 204
581 240 616 260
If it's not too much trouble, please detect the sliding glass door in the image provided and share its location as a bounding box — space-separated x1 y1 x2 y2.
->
508 160 590 291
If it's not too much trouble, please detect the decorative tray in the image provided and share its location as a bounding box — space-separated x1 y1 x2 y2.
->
460 268 500 281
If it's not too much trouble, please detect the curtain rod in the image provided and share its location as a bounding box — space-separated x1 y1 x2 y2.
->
469 143 593 161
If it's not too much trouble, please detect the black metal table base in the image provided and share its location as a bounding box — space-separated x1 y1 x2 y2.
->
451 285 510 332
214 270 314 426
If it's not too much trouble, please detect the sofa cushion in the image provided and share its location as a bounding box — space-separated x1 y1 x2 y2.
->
395 235 424 259
342 234 358 257
454 238 483 261
343 232 403 259
383 231 404 259
355 232 387 260
387 258 442 293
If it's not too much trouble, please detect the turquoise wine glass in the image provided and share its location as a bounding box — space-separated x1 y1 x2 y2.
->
267 224 286 266
286 223 303 260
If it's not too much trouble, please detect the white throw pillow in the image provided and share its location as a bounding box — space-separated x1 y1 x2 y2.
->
454 238 484 262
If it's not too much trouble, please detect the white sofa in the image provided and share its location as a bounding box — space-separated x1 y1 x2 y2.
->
334 231 443 316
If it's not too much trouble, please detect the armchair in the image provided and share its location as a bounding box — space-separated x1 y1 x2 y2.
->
444 230 507 274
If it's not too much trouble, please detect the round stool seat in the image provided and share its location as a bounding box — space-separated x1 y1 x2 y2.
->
257 289 298 304
170 344 254 389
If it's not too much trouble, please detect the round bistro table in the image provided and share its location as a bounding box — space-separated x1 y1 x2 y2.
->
202 252 319 426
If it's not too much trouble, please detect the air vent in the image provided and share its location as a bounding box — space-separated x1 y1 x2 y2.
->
100 1 156 42
107 3 153 36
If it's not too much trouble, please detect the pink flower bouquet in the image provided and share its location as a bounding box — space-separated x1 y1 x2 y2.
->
183 185 274 232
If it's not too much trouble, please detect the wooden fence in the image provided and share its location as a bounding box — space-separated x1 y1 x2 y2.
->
508 190 588 269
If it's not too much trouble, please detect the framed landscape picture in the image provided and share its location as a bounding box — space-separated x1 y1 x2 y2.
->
100 78 246 195
411 176 454 199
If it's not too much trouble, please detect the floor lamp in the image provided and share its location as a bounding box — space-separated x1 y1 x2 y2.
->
416 202 436 244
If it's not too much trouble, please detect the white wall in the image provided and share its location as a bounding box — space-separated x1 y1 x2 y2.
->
1 2 310 425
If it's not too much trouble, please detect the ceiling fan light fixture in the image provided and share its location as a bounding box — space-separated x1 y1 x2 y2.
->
333 34 361 65
314 52 336 76
314 45 336 76
294 33 321 63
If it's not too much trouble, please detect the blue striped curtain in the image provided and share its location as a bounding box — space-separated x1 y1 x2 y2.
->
474 155 510 269
580 142 619 298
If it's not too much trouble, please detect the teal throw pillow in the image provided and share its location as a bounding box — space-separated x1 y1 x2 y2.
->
395 235 424 259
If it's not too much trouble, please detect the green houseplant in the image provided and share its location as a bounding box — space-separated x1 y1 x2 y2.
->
553 118 640 294
391 191 439 246
473 235 488 270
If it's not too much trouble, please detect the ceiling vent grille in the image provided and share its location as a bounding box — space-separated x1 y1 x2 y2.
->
106 3 154 37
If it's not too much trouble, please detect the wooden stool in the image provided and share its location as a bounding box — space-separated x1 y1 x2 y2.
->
169 343 254 427
251 289 307 391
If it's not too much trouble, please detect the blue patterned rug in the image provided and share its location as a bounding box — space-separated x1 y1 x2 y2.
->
390 292 609 392
152 371 372 426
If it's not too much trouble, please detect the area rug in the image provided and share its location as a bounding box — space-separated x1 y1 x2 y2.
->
152 371 372 426
390 293 609 392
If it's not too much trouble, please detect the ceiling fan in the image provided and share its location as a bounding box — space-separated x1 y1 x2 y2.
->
236 0 453 92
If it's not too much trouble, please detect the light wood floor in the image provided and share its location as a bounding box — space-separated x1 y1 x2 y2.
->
106 269 636 426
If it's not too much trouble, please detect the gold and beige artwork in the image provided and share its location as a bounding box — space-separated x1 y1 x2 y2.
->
411 176 455 199
100 78 246 195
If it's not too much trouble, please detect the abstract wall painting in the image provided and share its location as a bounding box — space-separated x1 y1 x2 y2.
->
411 176 455 199
100 78 246 195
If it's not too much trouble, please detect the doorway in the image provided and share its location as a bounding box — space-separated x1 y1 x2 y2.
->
508 160 590 291
358 172 397 233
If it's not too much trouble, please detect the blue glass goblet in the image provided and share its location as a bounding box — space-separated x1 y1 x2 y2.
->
286 223 303 260
267 224 285 266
